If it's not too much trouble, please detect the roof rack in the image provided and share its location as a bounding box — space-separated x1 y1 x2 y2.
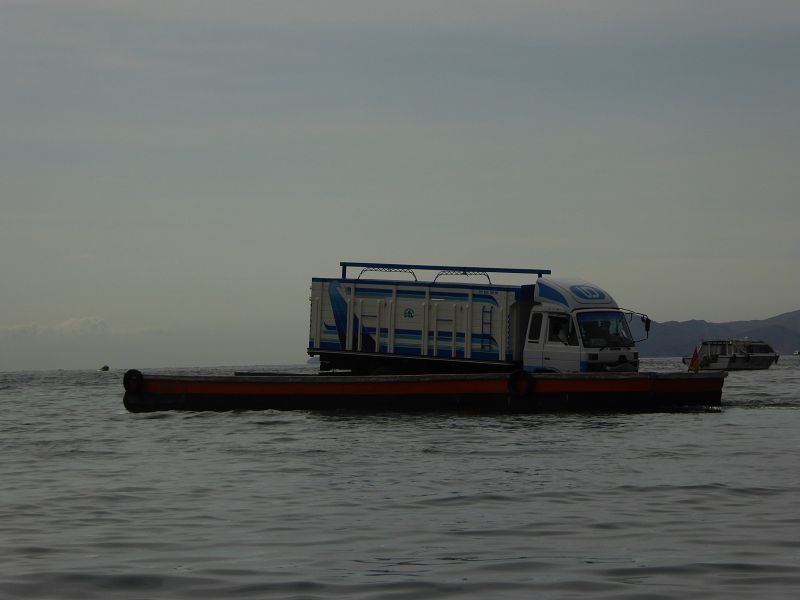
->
339 262 551 285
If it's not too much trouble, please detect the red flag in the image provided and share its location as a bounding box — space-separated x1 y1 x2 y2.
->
689 347 700 371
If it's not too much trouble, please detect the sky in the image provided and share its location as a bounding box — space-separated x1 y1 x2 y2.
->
1 0 799 370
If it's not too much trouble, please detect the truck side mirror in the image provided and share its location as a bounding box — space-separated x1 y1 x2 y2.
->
642 317 651 333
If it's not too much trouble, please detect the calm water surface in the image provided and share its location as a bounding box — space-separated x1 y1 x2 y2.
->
1 358 799 599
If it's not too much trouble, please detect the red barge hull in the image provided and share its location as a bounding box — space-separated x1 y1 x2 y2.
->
122 369 725 413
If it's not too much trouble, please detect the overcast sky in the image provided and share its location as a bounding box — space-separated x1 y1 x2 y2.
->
1 0 799 369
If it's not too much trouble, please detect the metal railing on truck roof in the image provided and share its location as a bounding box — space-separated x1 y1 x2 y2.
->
339 262 551 284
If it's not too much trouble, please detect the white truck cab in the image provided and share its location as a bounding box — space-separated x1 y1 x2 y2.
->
523 278 643 373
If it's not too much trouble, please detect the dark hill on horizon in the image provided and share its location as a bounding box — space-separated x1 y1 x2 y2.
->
632 309 800 357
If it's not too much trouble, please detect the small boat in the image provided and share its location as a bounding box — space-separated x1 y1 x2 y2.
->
122 369 725 413
683 339 779 371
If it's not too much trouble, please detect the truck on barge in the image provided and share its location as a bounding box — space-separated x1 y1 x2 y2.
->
121 261 727 413
308 262 651 375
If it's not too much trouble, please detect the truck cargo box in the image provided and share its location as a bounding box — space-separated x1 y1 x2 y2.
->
308 262 550 374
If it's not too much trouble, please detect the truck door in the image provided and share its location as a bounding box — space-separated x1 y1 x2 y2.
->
522 311 544 371
542 313 581 372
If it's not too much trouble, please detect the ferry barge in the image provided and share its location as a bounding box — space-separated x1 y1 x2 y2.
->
122 262 726 412
122 369 725 413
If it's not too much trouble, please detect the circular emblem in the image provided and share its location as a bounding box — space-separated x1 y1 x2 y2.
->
569 285 606 301
403 308 415 319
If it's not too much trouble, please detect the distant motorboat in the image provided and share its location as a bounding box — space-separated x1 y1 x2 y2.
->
100 365 110 371
683 339 779 371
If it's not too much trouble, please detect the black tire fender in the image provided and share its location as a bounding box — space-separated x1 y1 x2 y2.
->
508 369 533 398
123 369 144 393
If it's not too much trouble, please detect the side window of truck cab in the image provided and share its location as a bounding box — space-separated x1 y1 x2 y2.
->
547 315 578 346
528 313 543 342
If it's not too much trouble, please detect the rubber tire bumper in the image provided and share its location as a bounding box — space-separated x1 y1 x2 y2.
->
123 369 144 393
508 369 533 398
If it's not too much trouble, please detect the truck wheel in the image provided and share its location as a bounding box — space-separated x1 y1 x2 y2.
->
508 369 532 398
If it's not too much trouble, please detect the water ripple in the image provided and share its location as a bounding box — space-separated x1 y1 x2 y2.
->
1 360 799 599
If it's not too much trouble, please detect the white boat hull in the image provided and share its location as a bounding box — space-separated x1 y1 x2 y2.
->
682 354 778 371
683 339 779 371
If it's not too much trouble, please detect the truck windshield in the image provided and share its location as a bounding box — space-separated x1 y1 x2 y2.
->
577 311 634 348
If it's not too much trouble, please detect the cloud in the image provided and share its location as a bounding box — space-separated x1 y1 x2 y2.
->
5 317 109 337
1 317 123 371
51 316 110 335
0 317 306 371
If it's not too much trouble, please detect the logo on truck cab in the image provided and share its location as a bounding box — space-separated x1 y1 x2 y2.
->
569 285 606 300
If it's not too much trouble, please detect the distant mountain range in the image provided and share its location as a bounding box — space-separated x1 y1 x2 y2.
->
632 310 800 357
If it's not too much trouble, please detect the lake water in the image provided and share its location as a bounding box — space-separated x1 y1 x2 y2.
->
2 357 799 599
